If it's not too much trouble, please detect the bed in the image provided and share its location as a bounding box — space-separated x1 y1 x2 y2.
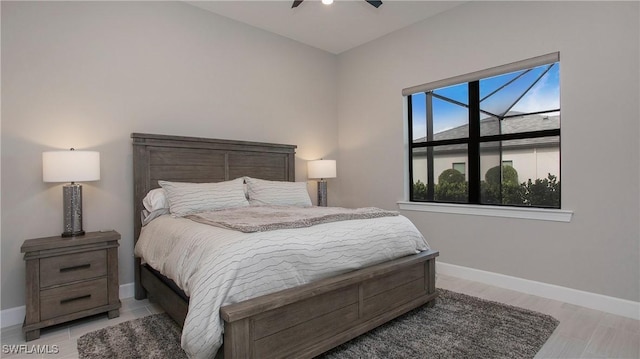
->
132 133 439 359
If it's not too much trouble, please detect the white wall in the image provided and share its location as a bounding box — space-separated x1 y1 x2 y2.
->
1 1 338 310
337 1 639 302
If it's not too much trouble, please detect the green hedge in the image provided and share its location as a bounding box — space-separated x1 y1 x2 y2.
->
412 167 559 208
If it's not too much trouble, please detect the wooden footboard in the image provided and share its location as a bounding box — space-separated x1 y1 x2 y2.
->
221 249 439 359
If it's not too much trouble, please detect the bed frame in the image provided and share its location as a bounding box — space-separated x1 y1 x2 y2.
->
132 133 439 359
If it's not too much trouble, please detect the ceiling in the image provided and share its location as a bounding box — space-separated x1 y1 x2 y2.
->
186 1 466 54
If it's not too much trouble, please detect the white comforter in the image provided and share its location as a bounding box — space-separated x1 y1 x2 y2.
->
135 214 429 359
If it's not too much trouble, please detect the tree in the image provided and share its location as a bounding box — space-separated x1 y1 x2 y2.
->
522 173 560 207
435 169 467 202
482 165 522 204
438 168 465 184
485 165 519 185
412 179 427 200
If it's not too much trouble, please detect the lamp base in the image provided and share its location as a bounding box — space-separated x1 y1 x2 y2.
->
62 230 85 238
317 180 328 207
62 183 85 238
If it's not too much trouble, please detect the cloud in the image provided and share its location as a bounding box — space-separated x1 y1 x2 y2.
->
511 69 560 114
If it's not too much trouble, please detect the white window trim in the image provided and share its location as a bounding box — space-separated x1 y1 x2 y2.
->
397 201 573 222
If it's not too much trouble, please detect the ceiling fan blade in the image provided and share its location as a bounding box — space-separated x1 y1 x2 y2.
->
365 0 383 8
293 0 380 9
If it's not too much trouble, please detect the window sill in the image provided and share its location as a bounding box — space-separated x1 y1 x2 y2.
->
397 201 573 222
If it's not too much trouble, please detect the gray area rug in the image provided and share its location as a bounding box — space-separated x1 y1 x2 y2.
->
319 289 559 359
77 313 186 359
77 289 558 359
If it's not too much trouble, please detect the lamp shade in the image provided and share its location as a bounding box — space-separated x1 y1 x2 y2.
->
308 159 336 179
43 150 100 183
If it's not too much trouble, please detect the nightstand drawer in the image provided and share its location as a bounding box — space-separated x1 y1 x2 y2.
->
40 250 107 288
40 278 108 321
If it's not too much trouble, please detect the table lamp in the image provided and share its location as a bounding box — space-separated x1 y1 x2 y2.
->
43 149 100 237
308 159 336 207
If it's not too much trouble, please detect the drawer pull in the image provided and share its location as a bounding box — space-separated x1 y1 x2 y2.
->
59 264 91 273
60 294 91 305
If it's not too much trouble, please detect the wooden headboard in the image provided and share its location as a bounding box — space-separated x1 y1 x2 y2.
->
132 132 297 239
132 133 296 297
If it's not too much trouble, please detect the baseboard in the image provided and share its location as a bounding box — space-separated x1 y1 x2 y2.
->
1 282 137 329
437 262 640 320
0 305 26 330
119 281 135 300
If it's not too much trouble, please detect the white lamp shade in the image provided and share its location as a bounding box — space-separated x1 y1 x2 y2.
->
43 150 100 182
308 159 336 179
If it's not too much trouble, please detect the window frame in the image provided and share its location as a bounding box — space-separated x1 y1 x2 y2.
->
405 53 561 209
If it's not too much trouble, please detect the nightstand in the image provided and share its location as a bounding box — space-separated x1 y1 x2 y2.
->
20 230 121 341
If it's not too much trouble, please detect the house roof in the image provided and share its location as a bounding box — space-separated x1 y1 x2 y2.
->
413 114 560 154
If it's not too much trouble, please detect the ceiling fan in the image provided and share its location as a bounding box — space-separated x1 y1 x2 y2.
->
292 0 383 9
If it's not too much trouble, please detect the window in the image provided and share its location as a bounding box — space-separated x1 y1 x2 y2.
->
452 162 466 175
406 53 560 208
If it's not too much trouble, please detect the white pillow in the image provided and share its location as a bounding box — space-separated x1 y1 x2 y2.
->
158 178 249 216
142 188 168 212
244 177 312 207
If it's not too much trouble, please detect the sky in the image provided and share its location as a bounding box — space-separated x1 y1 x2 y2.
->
411 62 560 140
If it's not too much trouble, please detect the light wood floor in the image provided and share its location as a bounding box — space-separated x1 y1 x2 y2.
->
2 274 638 358
437 274 640 358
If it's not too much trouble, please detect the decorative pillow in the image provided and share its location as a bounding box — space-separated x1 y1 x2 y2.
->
158 178 249 216
244 177 312 207
142 188 169 212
